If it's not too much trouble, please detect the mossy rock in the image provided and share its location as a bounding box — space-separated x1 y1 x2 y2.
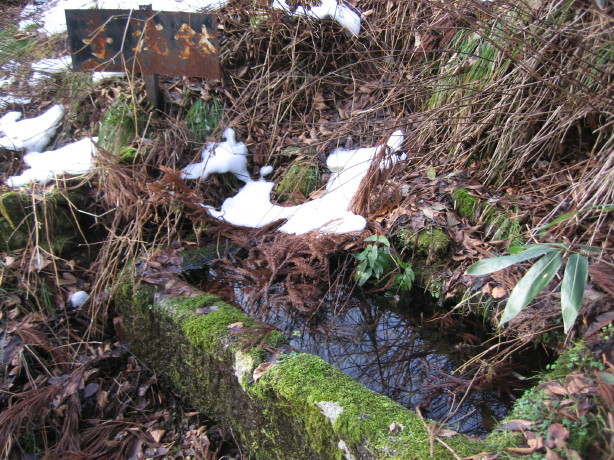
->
452 188 523 243
276 158 321 203
397 227 451 257
452 188 480 220
0 192 29 229
481 205 523 243
0 190 86 253
115 268 488 459
0 218 28 250
416 228 451 256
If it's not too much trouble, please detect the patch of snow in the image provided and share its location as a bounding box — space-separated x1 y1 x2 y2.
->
91 71 126 84
6 137 98 187
69 290 89 308
259 165 274 177
316 400 344 424
30 56 72 84
272 0 361 36
0 95 32 110
21 0 229 36
186 129 406 235
0 104 64 153
182 128 251 182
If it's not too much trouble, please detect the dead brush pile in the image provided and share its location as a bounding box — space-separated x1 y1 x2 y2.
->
84 0 613 320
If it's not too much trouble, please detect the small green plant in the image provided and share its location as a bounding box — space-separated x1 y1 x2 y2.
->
353 235 415 294
184 97 223 143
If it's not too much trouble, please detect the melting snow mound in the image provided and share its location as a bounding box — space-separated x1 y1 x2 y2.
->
7 137 98 187
183 129 406 235
0 104 64 153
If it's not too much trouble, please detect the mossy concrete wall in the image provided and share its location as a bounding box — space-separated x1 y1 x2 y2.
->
0 190 86 253
116 270 488 459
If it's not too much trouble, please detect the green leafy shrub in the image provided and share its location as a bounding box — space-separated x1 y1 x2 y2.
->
354 235 415 294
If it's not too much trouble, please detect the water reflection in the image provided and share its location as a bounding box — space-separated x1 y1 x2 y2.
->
230 284 510 436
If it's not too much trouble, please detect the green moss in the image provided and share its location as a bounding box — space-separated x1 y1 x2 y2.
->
184 97 223 144
453 188 480 220
487 342 608 456
276 159 321 203
0 192 29 229
118 146 140 164
117 272 486 458
416 228 450 256
254 353 486 459
0 218 28 250
183 302 254 354
0 190 86 253
482 205 523 243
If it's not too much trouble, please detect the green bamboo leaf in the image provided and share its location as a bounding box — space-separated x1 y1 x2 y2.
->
467 245 557 276
534 204 614 232
499 251 563 326
561 254 588 333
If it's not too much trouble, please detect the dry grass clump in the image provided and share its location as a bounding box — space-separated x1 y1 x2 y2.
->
81 0 612 315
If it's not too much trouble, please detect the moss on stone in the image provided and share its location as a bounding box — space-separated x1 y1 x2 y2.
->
416 228 451 256
0 190 87 253
183 303 253 354
453 188 480 219
276 159 321 203
0 218 28 250
487 341 607 456
0 192 29 229
481 205 523 243
117 271 488 459
254 353 486 459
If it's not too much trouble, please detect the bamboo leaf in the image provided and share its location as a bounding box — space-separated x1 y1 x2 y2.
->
534 204 614 232
467 245 557 276
561 254 588 333
499 251 563 326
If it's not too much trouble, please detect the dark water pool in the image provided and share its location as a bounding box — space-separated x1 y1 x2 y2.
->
206 278 515 437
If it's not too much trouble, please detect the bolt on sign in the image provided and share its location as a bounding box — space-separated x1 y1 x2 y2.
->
65 6 220 107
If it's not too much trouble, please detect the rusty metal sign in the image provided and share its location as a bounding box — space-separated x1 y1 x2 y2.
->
65 7 220 79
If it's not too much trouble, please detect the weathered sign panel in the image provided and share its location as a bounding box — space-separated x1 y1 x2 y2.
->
65 8 220 79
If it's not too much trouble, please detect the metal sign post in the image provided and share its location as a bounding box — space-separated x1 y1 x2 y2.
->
66 6 220 109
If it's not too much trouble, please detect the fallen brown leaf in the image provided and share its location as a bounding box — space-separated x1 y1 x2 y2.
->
507 447 536 454
547 423 569 449
437 428 458 438
252 362 274 382
149 428 166 443
542 381 568 396
545 447 564 460
491 286 506 299
498 419 533 431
